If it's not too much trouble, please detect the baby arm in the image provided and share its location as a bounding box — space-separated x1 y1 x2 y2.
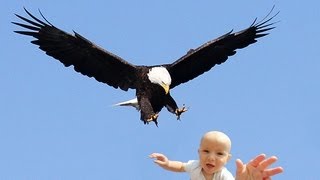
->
149 153 185 172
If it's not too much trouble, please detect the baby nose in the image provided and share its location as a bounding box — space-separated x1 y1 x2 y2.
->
208 153 216 161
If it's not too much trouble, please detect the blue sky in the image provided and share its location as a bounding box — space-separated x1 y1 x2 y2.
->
1 0 319 179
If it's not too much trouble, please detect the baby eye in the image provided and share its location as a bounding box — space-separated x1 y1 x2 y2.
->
202 150 210 153
217 152 225 156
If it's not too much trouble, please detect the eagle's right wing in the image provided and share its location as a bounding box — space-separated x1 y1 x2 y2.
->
13 8 138 91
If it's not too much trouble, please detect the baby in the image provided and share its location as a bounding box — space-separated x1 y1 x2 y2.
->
150 131 283 180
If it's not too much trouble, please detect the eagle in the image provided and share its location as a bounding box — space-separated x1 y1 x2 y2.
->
13 8 278 126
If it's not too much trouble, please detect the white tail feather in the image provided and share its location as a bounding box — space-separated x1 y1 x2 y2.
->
113 98 140 111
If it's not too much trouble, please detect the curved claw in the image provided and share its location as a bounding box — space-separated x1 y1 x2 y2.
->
145 113 159 126
175 106 188 120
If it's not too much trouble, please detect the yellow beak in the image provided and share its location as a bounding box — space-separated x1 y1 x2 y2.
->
161 83 170 94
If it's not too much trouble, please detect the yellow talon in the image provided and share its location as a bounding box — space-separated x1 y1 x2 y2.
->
146 114 159 126
175 105 188 120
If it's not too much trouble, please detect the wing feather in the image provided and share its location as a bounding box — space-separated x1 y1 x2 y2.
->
166 8 279 89
13 8 138 91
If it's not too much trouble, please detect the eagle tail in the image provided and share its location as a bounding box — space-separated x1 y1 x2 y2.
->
113 98 140 111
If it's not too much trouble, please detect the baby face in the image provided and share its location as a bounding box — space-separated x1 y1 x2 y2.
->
198 132 231 177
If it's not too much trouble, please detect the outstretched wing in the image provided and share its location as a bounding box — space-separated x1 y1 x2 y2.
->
165 9 279 89
13 8 138 91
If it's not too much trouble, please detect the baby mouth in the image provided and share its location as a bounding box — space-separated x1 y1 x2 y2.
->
206 163 215 169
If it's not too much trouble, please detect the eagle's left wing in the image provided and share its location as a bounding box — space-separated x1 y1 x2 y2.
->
165 10 278 89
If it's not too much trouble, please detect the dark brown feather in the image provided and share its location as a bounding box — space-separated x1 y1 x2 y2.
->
165 9 278 89
13 8 138 91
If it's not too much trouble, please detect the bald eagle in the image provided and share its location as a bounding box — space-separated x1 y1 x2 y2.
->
13 8 278 126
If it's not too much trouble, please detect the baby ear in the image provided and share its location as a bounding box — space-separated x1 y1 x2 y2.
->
227 154 232 162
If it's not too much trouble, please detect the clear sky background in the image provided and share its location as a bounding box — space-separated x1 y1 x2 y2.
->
1 0 319 179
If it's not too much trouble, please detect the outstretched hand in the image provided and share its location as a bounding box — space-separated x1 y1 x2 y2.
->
235 154 283 180
149 153 169 168
149 153 185 172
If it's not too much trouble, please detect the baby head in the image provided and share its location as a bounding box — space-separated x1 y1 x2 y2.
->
198 131 232 177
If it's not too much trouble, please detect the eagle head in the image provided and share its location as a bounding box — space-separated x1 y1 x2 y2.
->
147 66 171 94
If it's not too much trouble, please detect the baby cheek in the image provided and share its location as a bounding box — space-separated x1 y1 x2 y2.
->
199 154 209 162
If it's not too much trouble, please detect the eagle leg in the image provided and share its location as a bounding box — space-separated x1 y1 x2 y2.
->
145 113 159 126
139 96 159 126
175 105 188 120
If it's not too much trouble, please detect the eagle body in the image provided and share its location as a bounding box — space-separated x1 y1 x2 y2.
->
135 66 178 124
13 8 278 125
